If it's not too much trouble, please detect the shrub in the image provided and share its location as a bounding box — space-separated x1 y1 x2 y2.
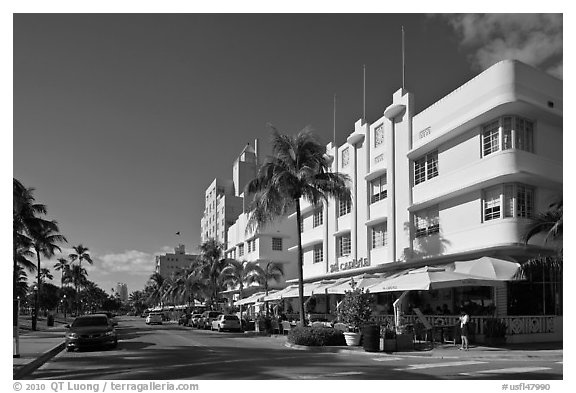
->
287 326 346 346
336 281 373 332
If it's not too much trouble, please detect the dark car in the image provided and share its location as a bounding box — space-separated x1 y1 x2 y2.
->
92 311 118 326
178 313 191 326
65 314 118 352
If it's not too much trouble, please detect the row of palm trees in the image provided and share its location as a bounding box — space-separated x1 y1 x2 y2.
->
13 178 95 329
144 239 284 319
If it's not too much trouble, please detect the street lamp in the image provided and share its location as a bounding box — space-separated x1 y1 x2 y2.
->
31 285 38 331
63 295 67 320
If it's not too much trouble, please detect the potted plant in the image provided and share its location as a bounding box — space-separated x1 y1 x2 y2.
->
483 317 507 346
336 281 373 346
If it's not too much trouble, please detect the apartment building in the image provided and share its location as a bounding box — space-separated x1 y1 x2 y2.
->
298 60 562 283
155 244 200 278
200 142 259 246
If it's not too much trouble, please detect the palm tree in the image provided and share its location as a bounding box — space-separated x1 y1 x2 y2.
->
29 221 66 330
245 126 351 326
14 265 29 301
13 178 56 299
194 239 228 309
519 198 563 315
220 260 262 320
167 267 207 307
40 268 54 283
69 245 93 314
146 272 170 308
54 258 70 288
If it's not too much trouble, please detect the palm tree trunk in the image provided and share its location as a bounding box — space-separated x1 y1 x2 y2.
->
13 241 18 300
296 200 305 327
33 251 41 331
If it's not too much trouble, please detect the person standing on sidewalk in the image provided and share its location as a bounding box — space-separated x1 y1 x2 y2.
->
459 310 470 350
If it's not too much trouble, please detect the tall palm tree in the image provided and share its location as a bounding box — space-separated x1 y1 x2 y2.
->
54 258 70 288
14 265 29 301
167 267 207 307
146 272 166 307
29 221 66 330
519 198 563 315
40 268 54 282
245 126 351 326
13 178 56 299
69 245 93 314
220 260 262 320
194 239 228 309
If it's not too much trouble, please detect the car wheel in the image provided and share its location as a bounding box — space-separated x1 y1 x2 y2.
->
66 347 73 352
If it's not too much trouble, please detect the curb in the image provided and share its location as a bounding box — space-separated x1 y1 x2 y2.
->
13 341 66 380
283 342 563 361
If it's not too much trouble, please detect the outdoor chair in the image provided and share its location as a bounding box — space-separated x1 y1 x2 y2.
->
311 321 325 328
333 322 348 332
281 321 292 335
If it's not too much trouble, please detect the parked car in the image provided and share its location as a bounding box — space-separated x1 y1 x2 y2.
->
199 311 222 329
92 311 118 326
190 314 203 328
146 313 163 325
178 313 191 326
65 314 117 352
211 314 241 332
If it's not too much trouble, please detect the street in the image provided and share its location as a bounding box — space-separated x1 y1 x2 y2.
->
29 317 562 380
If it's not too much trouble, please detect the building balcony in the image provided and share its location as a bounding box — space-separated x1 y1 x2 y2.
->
411 149 562 210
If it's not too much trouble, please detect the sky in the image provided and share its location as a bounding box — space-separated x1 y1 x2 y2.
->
8 8 565 296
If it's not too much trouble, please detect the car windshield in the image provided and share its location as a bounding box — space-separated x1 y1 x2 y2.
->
224 316 238 321
72 317 108 327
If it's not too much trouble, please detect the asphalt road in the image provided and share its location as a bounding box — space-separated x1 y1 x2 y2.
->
29 316 562 380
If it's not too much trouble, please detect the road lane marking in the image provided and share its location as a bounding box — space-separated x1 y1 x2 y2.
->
394 360 486 370
460 367 552 376
372 357 402 361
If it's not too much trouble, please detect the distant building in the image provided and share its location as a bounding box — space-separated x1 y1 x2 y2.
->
115 282 128 302
200 141 259 247
155 244 200 278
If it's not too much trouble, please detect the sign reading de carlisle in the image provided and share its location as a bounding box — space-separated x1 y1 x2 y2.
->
329 257 370 273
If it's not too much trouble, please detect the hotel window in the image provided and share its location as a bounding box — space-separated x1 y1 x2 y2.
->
338 234 351 257
370 174 387 203
338 198 351 217
238 244 244 257
342 147 350 168
313 209 323 227
374 124 384 147
483 183 534 221
414 151 438 185
371 223 388 249
482 116 534 157
272 237 283 251
313 244 323 263
414 207 440 238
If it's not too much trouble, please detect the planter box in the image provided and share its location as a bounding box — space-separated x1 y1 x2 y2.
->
383 338 397 352
396 333 414 351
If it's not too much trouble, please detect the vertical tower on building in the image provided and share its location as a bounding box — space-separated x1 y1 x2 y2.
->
200 140 259 248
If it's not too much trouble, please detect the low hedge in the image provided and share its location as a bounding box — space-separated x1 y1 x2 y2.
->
287 326 346 346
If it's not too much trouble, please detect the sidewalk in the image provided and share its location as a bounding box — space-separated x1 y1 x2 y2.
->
13 317 69 380
284 339 564 361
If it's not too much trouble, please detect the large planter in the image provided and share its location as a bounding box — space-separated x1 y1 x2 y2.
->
361 325 380 352
383 338 397 352
344 332 362 346
396 333 414 351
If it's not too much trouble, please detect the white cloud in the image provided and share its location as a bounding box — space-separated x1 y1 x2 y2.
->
441 14 562 78
96 250 156 275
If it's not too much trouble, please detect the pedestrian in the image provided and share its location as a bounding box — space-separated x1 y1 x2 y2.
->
459 310 470 350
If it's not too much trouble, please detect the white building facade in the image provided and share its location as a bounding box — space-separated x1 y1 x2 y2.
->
155 244 200 279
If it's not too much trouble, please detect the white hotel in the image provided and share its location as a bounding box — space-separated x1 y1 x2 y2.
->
213 60 562 343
